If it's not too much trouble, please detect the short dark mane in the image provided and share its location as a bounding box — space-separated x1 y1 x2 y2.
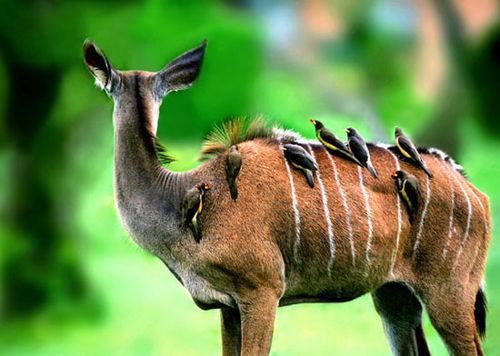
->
375 144 467 177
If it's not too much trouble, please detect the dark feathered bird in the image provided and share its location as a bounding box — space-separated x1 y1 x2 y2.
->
181 183 210 243
282 143 317 188
346 127 378 178
226 145 242 200
310 119 359 164
394 127 432 177
392 170 419 222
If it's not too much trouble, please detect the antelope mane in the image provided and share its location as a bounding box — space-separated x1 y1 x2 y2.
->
198 116 305 161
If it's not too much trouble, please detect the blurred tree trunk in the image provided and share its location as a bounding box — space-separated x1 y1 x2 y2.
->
417 0 468 158
1 61 87 318
419 0 500 155
469 24 500 135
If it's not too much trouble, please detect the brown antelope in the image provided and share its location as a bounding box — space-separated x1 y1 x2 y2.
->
83 39 491 356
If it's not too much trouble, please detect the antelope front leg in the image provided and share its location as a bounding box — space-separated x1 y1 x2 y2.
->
237 289 279 356
221 307 242 356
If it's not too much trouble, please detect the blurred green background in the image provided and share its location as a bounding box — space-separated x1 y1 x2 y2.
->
0 0 499 354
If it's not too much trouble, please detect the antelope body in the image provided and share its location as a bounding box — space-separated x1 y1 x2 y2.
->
84 40 491 355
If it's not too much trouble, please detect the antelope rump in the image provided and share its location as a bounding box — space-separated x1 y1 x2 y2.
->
83 39 491 356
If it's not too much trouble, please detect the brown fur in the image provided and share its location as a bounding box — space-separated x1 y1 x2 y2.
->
192 140 490 355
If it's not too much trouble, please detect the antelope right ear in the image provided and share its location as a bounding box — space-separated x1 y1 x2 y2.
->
83 40 114 92
155 39 207 98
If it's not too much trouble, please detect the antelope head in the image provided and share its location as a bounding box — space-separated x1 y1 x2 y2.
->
83 39 207 134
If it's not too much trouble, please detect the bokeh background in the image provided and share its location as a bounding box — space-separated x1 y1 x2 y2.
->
0 0 499 354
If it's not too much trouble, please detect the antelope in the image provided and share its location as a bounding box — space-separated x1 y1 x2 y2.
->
83 39 491 356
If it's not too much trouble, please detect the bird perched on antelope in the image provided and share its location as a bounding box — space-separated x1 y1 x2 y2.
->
181 183 210 243
282 143 318 188
310 119 360 164
346 127 378 178
392 170 419 222
225 145 242 200
394 127 433 177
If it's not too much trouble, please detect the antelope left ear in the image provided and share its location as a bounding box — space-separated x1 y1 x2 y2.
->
155 39 207 98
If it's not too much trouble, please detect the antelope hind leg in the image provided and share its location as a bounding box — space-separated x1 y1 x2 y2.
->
221 307 242 356
372 282 430 356
420 288 483 356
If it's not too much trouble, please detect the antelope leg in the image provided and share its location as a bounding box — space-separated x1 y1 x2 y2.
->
221 307 242 356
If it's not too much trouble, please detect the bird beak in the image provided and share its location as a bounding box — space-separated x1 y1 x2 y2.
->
281 147 286 151
309 119 316 124
392 172 398 178
345 129 349 134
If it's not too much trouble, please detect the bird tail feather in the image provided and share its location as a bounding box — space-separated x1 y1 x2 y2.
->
229 181 238 200
422 164 433 178
367 162 378 178
305 170 314 188
191 220 201 243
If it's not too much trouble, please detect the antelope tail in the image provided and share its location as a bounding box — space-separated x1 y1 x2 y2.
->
475 287 487 339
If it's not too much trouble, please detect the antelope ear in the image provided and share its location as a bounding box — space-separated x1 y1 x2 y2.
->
83 40 113 91
156 39 207 97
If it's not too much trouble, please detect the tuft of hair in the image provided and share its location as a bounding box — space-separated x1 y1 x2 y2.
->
155 139 175 165
475 287 487 340
199 116 272 160
146 130 175 165
271 127 304 143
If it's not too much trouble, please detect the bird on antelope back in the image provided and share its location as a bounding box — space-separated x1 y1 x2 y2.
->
392 170 419 222
281 143 317 188
394 127 433 177
310 119 360 164
346 127 378 178
225 145 242 200
181 183 210 243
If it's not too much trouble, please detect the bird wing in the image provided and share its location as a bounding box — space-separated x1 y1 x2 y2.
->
289 155 316 171
184 195 201 225
226 156 241 179
285 149 317 171
401 180 414 210
403 179 419 210
396 136 420 161
318 130 350 153
349 137 369 163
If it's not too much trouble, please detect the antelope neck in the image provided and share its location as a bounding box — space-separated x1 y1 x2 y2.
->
112 74 189 243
